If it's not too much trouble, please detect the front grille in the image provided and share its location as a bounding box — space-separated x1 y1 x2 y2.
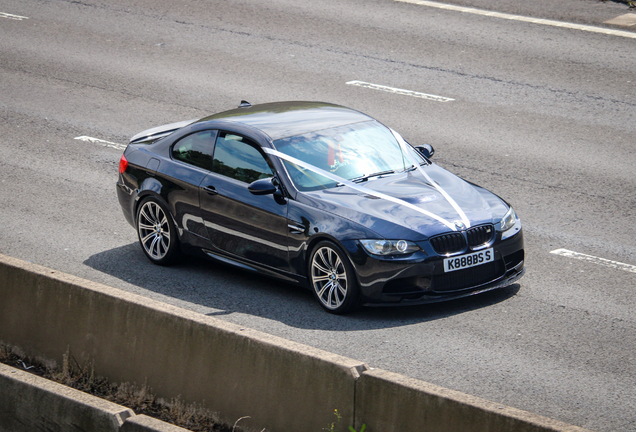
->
430 224 496 254
467 224 495 247
431 260 504 292
430 233 466 254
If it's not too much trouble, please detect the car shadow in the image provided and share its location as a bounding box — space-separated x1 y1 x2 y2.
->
84 243 520 331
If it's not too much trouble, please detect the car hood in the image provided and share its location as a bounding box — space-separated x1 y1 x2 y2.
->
302 164 508 240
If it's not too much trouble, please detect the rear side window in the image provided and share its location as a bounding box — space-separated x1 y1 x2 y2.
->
172 130 215 170
212 133 273 183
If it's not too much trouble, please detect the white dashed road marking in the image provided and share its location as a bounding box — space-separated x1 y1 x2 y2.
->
346 80 455 102
396 0 636 39
75 136 127 151
0 12 28 20
550 249 636 274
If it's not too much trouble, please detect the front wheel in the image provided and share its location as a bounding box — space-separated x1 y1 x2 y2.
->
136 197 179 266
309 241 361 314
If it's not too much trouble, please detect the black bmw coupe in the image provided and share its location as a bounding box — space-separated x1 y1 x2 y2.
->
117 101 524 313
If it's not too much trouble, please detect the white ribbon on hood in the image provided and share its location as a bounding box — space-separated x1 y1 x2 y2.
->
390 129 471 229
263 145 465 232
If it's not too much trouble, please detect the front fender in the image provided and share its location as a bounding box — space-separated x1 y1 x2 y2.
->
287 198 382 280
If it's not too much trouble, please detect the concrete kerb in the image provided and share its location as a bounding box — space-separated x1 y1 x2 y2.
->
0 362 192 432
120 414 194 432
0 362 134 432
0 253 594 432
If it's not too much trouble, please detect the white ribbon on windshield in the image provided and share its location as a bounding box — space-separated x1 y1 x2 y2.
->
263 147 459 231
390 129 471 229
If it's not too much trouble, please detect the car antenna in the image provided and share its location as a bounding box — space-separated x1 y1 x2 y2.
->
239 100 252 108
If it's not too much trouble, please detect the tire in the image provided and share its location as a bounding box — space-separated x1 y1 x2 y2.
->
309 241 361 314
136 197 180 266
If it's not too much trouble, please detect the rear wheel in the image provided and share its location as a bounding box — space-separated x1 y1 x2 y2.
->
136 198 179 265
309 241 360 314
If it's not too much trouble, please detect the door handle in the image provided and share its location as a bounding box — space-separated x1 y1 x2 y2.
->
287 223 305 234
201 185 218 195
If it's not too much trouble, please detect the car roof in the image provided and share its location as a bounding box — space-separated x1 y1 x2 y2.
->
197 101 374 141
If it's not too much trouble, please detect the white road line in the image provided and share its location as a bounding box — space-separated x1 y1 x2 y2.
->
550 249 636 274
396 0 636 39
75 136 127 151
346 80 455 102
0 12 28 20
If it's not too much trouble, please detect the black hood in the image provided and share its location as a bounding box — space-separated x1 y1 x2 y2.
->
303 164 508 240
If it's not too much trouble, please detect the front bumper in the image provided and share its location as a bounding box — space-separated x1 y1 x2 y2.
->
347 229 525 306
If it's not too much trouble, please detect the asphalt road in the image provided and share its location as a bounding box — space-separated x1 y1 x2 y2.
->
1 0 635 431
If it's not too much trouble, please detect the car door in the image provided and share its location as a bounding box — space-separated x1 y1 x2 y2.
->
164 129 217 242
199 131 290 272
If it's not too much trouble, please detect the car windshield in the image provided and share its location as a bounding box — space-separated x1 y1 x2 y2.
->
273 120 425 191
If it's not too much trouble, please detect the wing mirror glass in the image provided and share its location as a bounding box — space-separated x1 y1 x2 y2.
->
415 144 435 159
248 177 277 195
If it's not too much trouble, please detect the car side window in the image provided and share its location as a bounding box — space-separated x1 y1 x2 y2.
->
172 130 215 170
212 132 273 183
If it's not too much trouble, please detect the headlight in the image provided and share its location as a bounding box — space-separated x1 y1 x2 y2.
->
500 206 518 232
360 239 420 256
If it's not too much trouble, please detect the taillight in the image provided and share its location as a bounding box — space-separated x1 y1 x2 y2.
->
119 154 128 174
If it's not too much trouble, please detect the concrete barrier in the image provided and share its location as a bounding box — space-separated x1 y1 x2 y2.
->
0 253 593 432
0 254 365 432
355 368 589 432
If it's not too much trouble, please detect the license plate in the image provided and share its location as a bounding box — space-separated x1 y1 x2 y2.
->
443 248 494 273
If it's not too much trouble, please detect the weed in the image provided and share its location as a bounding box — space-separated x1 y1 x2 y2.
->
325 409 342 432
325 409 366 432
232 416 250 432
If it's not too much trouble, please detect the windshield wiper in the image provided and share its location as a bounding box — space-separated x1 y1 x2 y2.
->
351 170 395 183
404 160 430 173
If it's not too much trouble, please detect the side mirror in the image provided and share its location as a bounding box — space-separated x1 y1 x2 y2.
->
415 144 435 159
248 177 277 195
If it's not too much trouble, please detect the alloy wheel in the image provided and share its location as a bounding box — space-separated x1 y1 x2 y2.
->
138 200 171 261
311 245 348 310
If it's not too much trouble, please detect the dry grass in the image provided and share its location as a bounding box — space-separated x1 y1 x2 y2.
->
601 0 636 8
0 343 233 432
